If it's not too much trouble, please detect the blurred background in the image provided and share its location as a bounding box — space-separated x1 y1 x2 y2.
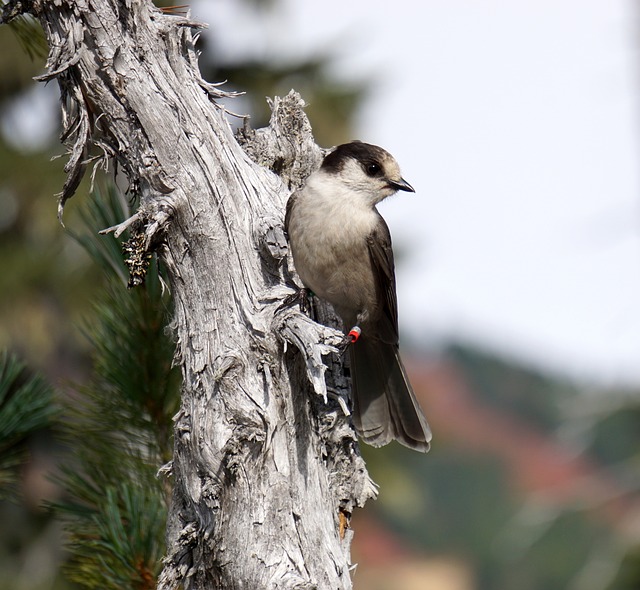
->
1 1 639 589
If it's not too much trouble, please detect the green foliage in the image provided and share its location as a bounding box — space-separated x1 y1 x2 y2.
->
0 19 46 96
53 186 180 589
497 510 613 590
59 478 165 590
0 351 57 494
447 343 577 431
608 545 640 590
367 444 515 560
5 14 47 61
587 403 640 465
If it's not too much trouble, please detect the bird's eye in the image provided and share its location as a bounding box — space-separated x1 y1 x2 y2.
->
366 163 381 176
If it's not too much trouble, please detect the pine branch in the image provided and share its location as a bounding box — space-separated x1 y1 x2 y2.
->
53 185 179 589
0 351 57 494
0 1 47 60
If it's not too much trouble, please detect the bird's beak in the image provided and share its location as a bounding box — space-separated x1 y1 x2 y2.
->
388 177 415 193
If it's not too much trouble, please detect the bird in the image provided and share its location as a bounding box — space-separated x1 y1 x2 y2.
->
284 140 431 452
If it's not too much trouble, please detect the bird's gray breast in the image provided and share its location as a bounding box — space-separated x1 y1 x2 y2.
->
287 184 379 323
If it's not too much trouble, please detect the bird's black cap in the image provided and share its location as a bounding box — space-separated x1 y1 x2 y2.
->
321 141 390 174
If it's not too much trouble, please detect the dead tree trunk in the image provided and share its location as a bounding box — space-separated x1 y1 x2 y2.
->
0 0 376 588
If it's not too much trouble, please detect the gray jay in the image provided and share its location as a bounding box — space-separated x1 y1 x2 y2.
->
285 141 431 452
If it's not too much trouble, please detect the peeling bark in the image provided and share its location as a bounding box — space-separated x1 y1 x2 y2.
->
1 0 377 587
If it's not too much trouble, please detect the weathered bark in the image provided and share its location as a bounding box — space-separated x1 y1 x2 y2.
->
1 0 377 588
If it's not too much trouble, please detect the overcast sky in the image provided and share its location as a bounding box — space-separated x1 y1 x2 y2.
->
199 0 640 386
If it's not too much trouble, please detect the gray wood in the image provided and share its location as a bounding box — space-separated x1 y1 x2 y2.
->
5 0 378 587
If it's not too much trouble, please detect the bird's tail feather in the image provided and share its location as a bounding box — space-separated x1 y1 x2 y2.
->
349 338 431 452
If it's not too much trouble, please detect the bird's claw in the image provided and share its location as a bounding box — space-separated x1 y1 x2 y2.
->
277 287 313 315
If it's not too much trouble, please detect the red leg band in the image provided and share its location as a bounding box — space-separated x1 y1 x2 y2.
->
348 327 361 343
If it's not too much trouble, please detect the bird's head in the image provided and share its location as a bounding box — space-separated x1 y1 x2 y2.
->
320 140 414 205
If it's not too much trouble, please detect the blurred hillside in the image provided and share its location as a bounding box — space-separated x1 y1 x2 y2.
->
353 344 640 590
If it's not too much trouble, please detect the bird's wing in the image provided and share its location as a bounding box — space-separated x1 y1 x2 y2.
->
366 215 399 344
283 191 298 240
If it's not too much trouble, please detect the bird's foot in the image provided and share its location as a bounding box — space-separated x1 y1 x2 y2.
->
277 287 313 315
